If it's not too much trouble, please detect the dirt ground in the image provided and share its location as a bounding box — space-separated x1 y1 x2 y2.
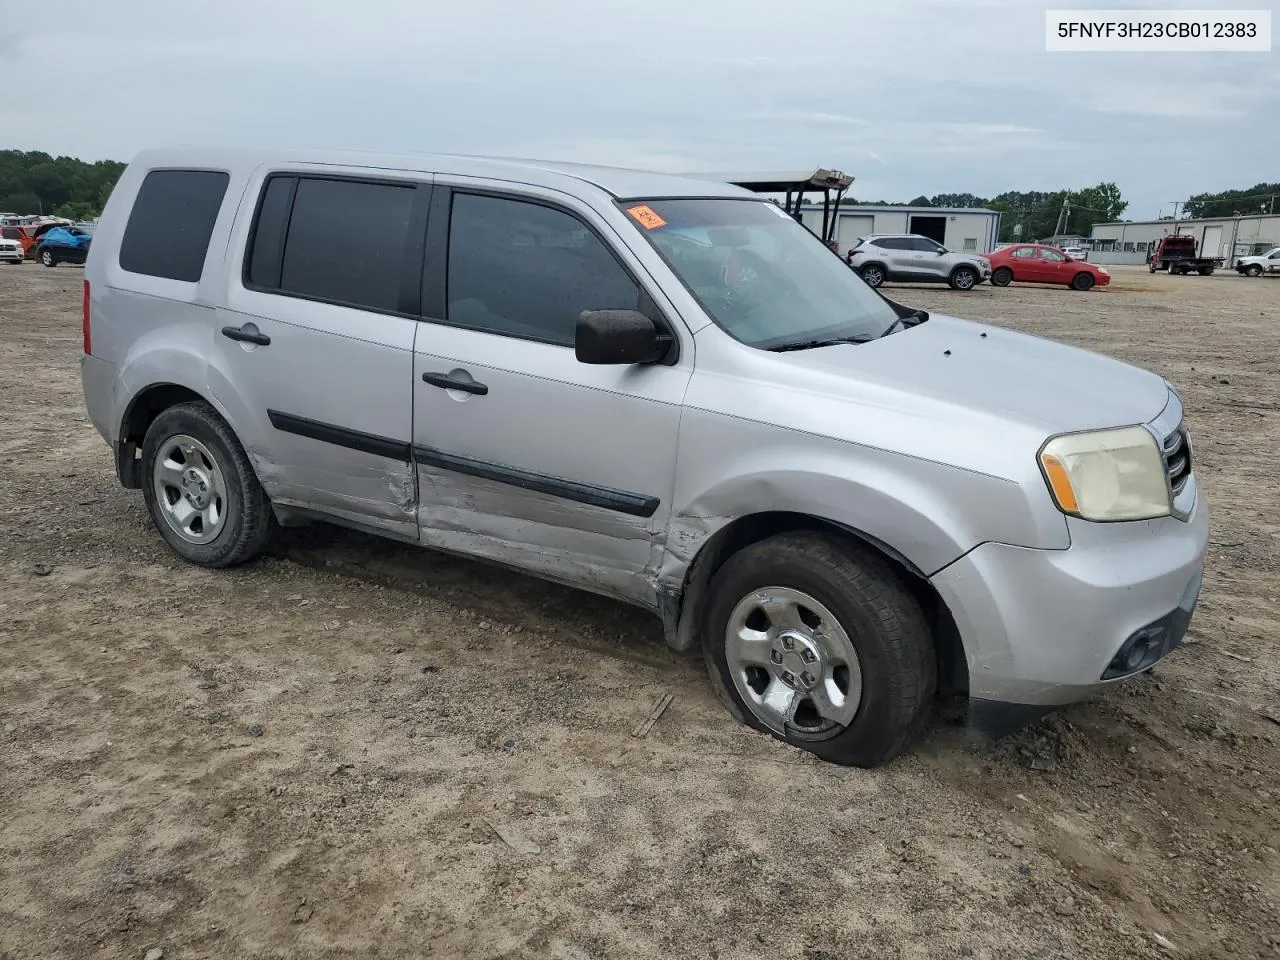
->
0 263 1277 960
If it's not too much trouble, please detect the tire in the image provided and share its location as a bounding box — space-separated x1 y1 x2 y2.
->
1149 260 1158 273
949 266 978 290
1070 272 1095 291
1246 264 1263 277
140 401 275 568
990 266 1013 287
39 248 56 267
859 263 886 288
1199 267 1213 276
701 532 936 767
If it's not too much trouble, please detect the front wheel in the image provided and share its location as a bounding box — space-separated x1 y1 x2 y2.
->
702 533 936 767
949 266 978 290
990 266 1013 287
141 402 275 568
1246 264 1263 277
39 248 56 267
1071 272 1095 291
859 263 886 288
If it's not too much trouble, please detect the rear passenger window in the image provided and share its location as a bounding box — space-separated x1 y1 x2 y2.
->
119 170 229 281
275 177 415 313
446 193 641 346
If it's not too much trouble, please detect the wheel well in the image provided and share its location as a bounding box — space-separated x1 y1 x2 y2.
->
860 261 887 275
668 511 969 696
116 384 206 488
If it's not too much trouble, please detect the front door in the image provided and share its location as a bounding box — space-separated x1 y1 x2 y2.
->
410 186 692 607
1037 247 1071 282
212 169 430 540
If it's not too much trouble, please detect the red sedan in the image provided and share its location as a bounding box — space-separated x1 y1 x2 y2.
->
988 244 1111 291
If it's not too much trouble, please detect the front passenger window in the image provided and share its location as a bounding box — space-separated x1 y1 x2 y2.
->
446 193 642 346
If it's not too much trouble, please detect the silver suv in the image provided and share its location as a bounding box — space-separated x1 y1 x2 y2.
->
848 234 992 290
80 148 1208 767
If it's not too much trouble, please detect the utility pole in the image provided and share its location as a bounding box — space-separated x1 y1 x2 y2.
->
1053 193 1071 239
1170 200 1183 233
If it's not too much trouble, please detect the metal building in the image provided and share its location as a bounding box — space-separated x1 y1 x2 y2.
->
1089 214 1280 265
799 204 1003 257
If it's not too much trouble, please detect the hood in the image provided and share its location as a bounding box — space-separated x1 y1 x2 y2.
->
774 313 1170 435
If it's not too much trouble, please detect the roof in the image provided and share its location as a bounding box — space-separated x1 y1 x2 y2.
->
801 203 999 216
1093 213 1280 228
685 169 854 192
126 146 755 201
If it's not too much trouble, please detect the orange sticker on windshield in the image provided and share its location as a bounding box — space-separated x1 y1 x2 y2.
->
626 204 667 230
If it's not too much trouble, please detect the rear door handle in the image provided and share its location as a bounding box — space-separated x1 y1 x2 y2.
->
221 325 271 346
422 372 488 396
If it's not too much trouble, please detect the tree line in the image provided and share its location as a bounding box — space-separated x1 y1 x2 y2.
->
2 147 1275 235
0 150 127 221
843 183 1129 243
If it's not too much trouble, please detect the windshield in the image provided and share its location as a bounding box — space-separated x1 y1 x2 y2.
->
619 198 898 350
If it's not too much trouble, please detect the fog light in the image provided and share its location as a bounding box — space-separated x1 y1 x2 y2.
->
1104 626 1168 680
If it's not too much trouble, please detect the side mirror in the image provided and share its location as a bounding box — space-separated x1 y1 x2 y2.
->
575 310 672 365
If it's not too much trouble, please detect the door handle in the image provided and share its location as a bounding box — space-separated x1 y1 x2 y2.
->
422 372 488 396
221 325 271 346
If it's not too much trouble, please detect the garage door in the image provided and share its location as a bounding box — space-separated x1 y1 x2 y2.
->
1201 225 1223 259
837 215 874 253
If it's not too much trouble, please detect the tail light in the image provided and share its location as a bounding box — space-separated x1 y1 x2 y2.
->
82 280 91 355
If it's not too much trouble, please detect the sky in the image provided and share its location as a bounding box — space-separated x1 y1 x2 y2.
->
3 0 1278 220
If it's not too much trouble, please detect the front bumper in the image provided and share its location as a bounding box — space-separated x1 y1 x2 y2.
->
931 482 1209 721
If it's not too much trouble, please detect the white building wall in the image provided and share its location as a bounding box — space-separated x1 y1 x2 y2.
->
801 208 999 256
942 214 995 254
1090 215 1280 265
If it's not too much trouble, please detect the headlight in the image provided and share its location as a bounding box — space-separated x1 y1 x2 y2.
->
1039 426 1171 521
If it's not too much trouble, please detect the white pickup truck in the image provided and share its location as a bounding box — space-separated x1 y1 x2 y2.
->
1235 248 1280 276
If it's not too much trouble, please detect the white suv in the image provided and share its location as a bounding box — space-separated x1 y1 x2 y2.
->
847 234 991 290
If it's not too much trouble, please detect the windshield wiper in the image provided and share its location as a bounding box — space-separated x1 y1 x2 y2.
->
768 336 873 353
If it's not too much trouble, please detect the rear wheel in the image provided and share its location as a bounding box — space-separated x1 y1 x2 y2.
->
702 532 936 767
859 263 886 288
1246 264 1263 277
1071 272 1095 291
141 402 275 568
39 248 56 267
1149 260 1159 273
949 266 978 290
990 266 1013 287
1198 267 1213 276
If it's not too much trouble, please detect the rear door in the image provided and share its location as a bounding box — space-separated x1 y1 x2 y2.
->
1009 245 1040 281
211 169 430 540
409 184 692 607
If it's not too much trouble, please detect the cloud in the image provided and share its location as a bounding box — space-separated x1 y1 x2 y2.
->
2 0 1277 219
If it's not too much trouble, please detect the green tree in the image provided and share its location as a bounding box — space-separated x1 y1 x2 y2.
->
1184 182 1280 218
0 191 42 215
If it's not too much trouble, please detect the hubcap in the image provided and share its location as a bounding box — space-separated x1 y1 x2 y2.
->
955 271 974 289
152 435 227 544
725 587 863 740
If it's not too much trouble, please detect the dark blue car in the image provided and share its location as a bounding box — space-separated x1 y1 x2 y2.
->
35 225 93 267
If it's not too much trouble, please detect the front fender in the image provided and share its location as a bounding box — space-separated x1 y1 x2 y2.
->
659 408 1070 598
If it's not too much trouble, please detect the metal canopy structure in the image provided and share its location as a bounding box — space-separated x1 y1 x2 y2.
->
684 168 855 243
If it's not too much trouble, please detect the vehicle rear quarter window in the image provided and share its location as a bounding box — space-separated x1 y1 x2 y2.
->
276 177 415 313
119 169 230 281
445 193 641 346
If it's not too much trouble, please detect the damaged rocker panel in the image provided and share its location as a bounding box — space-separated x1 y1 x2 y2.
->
264 409 660 518
412 445 660 519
